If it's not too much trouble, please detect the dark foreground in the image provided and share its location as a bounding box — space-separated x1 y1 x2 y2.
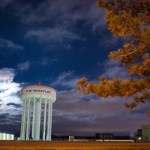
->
0 141 150 150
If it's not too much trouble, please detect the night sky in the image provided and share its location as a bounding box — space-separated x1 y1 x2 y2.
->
0 0 150 137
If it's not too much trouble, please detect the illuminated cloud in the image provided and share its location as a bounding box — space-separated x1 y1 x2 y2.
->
0 68 14 83
0 68 22 115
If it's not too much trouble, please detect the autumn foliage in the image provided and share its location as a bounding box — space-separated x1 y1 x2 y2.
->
77 0 150 114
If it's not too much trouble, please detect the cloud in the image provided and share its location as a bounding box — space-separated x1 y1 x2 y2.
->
52 71 78 89
84 2 106 31
17 61 30 71
15 0 105 28
0 68 22 134
100 35 121 48
0 68 14 82
0 68 22 115
25 27 82 44
51 70 150 135
0 0 14 9
52 88 150 136
0 37 24 50
12 0 105 47
0 68 149 136
98 60 130 79
40 57 58 66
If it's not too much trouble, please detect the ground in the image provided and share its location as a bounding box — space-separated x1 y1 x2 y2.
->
0 141 150 150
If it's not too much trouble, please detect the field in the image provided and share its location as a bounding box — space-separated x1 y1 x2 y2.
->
0 141 150 150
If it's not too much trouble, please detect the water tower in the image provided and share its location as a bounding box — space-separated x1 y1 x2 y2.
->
20 84 56 141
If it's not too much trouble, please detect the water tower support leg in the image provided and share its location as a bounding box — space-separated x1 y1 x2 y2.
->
43 99 47 140
32 97 36 139
46 101 52 141
26 99 31 140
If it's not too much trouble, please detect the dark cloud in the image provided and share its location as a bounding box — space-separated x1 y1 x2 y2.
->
52 87 150 136
0 0 14 9
52 113 150 136
14 0 104 27
7 102 21 108
8 0 105 46
0 113 21 136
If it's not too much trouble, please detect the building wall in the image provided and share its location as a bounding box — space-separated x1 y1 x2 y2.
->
0 133 14 140
142 125 150 141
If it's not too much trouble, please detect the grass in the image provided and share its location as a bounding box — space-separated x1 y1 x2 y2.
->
0 141 150 150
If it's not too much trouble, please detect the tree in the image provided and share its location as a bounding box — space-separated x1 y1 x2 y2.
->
77 0 150 115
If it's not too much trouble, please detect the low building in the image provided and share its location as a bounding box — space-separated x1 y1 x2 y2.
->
0 133 14 140
135 125 150 141
96 133 113 140
142 125 150 141
69 136 74 141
